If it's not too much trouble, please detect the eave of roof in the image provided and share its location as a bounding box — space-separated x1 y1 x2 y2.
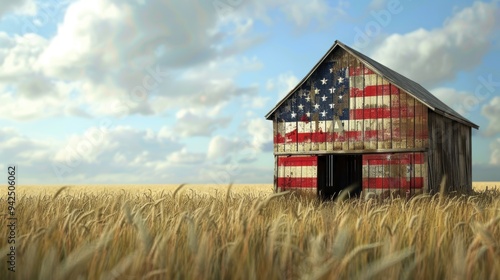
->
265 40 479 129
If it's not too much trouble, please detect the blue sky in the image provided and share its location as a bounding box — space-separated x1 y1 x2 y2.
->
0 0 499 184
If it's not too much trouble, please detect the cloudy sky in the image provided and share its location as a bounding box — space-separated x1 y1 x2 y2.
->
0 0 499 185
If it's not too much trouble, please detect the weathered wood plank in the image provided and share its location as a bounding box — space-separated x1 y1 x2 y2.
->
414 101 423 149
399 90 408 149
392 86 401 149
407 96 415 149
426 111 471 193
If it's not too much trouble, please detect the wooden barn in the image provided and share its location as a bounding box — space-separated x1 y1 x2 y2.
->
265 40 478 198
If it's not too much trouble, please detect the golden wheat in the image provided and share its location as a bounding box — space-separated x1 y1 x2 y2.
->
0 185 498 279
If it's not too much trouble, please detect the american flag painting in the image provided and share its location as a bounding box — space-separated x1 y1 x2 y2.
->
273 49 429 192
273 58 428 153
275 61 350 124
274 60 352 152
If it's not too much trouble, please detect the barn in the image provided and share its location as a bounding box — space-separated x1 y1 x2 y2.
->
265 40 478 198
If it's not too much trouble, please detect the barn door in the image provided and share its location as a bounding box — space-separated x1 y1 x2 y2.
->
276 155 317 191
362 153 425 196
317 155 362 199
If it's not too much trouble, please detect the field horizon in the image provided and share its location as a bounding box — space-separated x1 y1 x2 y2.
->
5 181 499 196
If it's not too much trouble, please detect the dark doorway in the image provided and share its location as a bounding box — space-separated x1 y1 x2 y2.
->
317 154 362 200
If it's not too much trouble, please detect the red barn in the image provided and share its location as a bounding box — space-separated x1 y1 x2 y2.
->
265 40 478 198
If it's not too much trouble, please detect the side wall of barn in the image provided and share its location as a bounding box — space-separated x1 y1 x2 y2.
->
427 111 472 193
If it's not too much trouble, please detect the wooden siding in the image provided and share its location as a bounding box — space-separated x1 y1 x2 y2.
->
273 49 429 153
427 111 472 192
276 155 317 190
362 152 427 197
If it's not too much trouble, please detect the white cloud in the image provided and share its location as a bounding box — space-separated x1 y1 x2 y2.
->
207 135 245 160
50 125 186 182
0 32 47 78
369 0 387 10
0 127 63 184
280 0 333 28
267 71 299 98
431 87 482 117
242 95 270 109
0 122 270 184
0 0 261 120
0 125 209 184
0 81 80 120
240 0 346 29
368 1 498 87
0 127 55 167
167 148 205 165
245 118 273 152
38 0 124 77
482 96 500 136
0 0 346 122
490 138 500 165
170 108 231 138
0 0 36 17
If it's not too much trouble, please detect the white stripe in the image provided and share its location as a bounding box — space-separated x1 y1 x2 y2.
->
296 120 381 133
278 166 316 178
297 120 328 133
349 96 398 109
277 122 298 134
278 112 426 137
349 74 389 88
362 164 425 178
282 118 417 135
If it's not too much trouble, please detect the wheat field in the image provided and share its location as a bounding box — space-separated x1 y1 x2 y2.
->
0 184 499 279
472 182 500 192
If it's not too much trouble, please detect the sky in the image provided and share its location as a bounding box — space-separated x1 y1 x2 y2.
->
0 0 499 185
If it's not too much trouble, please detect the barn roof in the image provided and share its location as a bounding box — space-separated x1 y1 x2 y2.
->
265 40 479 129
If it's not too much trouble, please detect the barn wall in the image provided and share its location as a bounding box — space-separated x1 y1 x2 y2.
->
427 111 472 193
275 155 317 191
273 49 428 154
362 152 427 197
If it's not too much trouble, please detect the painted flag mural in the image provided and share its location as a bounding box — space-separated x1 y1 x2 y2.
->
273 52 428 153
273 50 429 192
274 59 352 153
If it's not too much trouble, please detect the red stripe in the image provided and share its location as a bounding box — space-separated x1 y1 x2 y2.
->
362 177 423 189
275 130 427 144
277 156 317 166
362 153 425 165
296 131 362 143
349 67 375 76
279 131 364 144
277 177 317 188
350 85 400 97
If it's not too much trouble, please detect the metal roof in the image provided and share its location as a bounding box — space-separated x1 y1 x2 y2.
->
265 40 479 129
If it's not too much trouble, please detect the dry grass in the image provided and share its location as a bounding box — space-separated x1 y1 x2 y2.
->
473 182 500 192
12 184 274 196
0 185 499 280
